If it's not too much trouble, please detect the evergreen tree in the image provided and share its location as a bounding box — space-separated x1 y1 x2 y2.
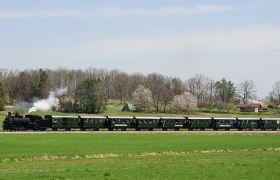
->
31 69 49 99
75 79 107 114
214 78 235 103
0 81 7 111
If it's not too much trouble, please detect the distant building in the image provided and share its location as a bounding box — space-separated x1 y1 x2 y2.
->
236 104 264 112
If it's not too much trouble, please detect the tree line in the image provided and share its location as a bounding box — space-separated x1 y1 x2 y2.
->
0 67 279 113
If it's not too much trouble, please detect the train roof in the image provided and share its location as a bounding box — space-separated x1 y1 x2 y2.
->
107 116 134 119
80 116 107 119
50 116 79 118
261 118 280 121
213 118 236 120
160 117 186 119
237 117 260 120
187 117 212 120
134 117 161 119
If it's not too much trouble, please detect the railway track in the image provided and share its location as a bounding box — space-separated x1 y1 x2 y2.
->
0 130 279 135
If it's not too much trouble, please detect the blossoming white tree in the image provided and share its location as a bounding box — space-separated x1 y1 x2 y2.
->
132 85 152 111
171 91 198 113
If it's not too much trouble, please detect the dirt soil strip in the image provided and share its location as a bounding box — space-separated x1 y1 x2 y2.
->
0 130 279 135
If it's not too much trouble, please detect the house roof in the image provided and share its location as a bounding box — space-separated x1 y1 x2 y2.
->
236 104 262 108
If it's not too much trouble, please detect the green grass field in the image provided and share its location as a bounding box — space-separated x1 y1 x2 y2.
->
0 133 279 179
1 101 280 179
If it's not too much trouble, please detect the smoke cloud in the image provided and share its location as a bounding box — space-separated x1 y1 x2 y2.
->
12 101 32 113
28 88 68 113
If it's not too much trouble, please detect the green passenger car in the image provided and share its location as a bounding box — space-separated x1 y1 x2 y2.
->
160 117 186 131
79 116 107 131
107 116 134 131
187 117 213 131
134 117 160 131
46 115 80 131
238 118 261 130
261 118 280 130
214 118 237 131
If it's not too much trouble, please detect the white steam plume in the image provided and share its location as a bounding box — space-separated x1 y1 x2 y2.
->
28 88 68 113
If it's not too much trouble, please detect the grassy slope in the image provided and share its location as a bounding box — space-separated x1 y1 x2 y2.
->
0 134 280 179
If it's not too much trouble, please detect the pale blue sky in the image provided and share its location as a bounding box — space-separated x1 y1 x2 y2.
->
1 0 280 98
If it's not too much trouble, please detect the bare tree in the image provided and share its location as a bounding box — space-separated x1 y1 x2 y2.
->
127 73 146 99
170 77 185 95
113 72 129 103
160 77 175 113
171 91 198 114
146 73 165 112
186 74 209 106
269 81 280 106
238 80 256 104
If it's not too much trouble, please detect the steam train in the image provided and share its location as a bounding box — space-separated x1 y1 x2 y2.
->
2 112 280 131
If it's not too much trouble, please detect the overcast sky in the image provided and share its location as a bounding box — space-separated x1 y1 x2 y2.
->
1 0 280 98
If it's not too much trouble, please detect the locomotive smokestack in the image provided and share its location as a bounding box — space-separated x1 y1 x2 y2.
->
7 112 11 117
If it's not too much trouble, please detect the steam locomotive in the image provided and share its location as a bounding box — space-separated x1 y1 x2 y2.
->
2 112 280 131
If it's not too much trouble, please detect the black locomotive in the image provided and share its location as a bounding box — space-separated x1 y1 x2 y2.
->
2 112 280 131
